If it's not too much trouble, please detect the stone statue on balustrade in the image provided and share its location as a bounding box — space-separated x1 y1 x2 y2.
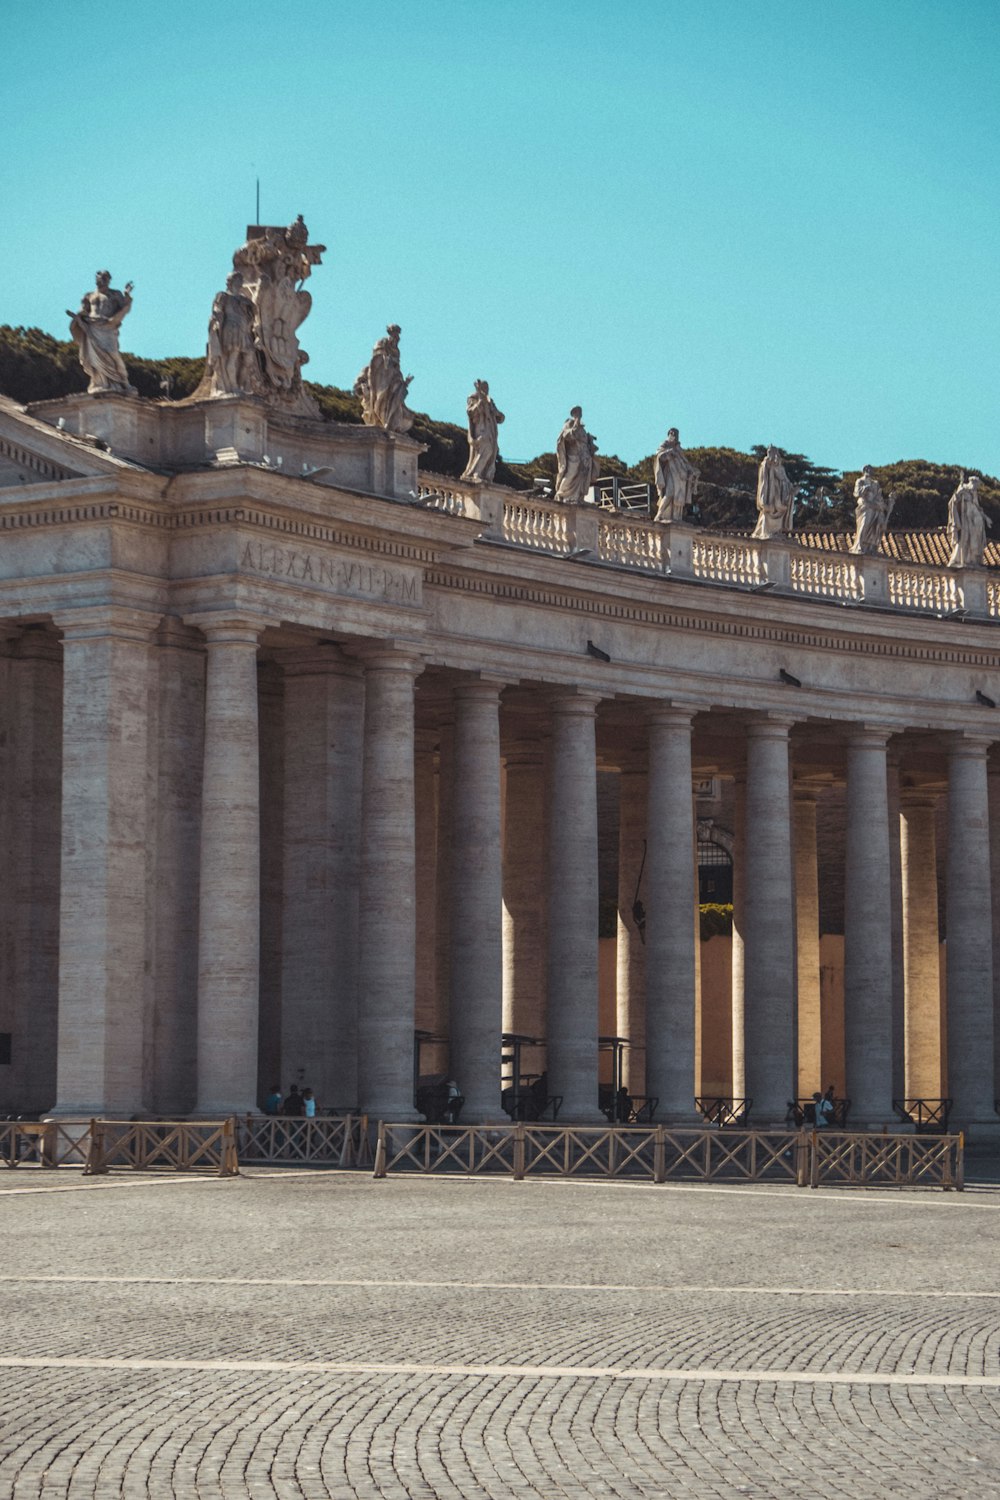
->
653 428 699 522
191 216 325 415
554 407 599 504
355 324 415 434
751 446 796 540
849 465 893 554
202 272 260 399
67 271 136 396
946 473 991 568
461 380 505 483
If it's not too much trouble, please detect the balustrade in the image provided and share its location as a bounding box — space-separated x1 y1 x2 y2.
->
415 475 996 622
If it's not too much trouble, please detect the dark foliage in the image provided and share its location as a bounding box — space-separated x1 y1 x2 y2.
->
838 460 1000 533
4 326 998 529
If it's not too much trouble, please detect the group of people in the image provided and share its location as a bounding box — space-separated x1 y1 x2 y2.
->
801 1085 838 1128
263 1083 318 1118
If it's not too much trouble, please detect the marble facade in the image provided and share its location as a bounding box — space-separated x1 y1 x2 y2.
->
0 369 999 1138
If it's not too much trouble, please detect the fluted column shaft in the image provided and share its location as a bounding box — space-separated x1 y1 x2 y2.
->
616 764 647 1095
743 720 796 1121
357 650 422 1118
51 610 159 1118
794 789 822 1096
449 681 504 1120
900 793 941 1098
646 709 697 1121
502 742 547 1040
947 737 996 1128
281 651 363 1108
547 693 603 1122
190 615 269 1115
844 728 894 1125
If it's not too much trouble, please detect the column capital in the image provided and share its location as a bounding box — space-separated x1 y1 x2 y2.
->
648 702 696 729
845 724 893 751
183 610 275 645
549 688 602 716
792 783 822 806
349 642 426 676
946 731 994 760
453 676 506 705
53 605 163 643
899 787 939 811
12 627 61 663
276 644 362 681
745 713 795 741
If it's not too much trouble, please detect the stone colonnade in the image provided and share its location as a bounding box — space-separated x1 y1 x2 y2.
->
3 618 999 1136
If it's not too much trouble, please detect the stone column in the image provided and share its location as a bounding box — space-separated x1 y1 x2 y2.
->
187 613 271 1116
502 740 548 1043
843 728 894 1126
546 691 603 1122
730 774 747 1097
414 728 439 1037
449 679 504 1121
151 621 204 1116
946 735 998 1134
743 718 796 1123
256 661 284 1103
887 753 906 1100
794 786 822 1097
356 648 423 1119
281 649 364 1108
50 607 160 1117
645 708 698 1122
5 630 62 1114
433 717 455 1073
990 761 1000 1107
616 759 647 1096
900 791 942 1099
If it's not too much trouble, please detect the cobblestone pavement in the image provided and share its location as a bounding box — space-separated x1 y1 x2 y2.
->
3 1169 1000 1497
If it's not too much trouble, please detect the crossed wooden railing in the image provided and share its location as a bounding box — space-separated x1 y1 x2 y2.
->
372 1123 963 1189
237 1114 373 1168
1 1119 238 1176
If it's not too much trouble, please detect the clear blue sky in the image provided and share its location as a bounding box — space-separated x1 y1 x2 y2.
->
3 0 999 474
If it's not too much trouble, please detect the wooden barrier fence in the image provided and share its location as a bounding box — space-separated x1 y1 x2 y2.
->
1 1119 238 1176
238 1114 372 1167
372 1123 963 1189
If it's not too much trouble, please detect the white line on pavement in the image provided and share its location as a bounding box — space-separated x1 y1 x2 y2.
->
0 1273 997 1299
0 1354 997 1389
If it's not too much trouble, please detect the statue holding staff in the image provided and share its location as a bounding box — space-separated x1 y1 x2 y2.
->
67 270 135 395
653 428 699 522
554 406 599 504
461 380 505 483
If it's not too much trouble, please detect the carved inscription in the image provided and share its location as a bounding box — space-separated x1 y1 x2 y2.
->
240 540 419 604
